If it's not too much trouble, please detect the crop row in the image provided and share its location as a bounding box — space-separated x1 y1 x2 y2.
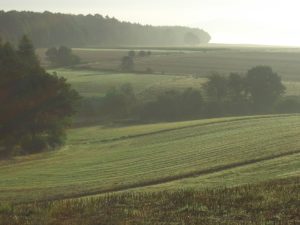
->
0 115 299 203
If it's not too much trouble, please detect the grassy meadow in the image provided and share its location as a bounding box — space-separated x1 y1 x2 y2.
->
0 114 299 203
48 69 206 98
48 69 300 99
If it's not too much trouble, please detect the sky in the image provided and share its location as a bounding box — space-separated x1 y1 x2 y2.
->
2 0 300 46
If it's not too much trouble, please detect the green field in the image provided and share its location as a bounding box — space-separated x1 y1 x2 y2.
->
38 47 300 81
1 47 299 224
48 68 300 98
39 46 300 101
2 47 296 207
48 69 206 98
0 114 299 203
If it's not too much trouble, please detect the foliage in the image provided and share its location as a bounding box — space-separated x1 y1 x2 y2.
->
0 11 211 47
101 83 137 118
74 65 291 122
275 96 300 113
203 67 286 117
184 32 201 45
121 56 134 72
127 50 136 58
0 177 299 224
121 50 152 72
97 66 287 121
138 50 146 57
45 46 80 66
245 66 286 113
141 88 203 121
0 36 79 157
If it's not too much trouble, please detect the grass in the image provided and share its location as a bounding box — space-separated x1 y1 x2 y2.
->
47 69 206 98
1 46 297 223
40 46 300 100
282 81 300 96
39 47 300 81
48 68 300 98
37 46 300 81
1 177 299 225
0 114 299 203
2 47 299 204
133 151 300 192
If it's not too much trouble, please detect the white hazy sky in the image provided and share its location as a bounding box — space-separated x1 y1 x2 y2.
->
2 0 300 46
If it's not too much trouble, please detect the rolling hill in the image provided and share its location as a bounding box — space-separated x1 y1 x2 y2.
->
0 114 299 203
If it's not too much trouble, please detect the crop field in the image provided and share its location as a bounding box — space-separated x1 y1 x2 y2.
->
37 47 300 81
0 114 299 203
134 151 300 192
40 46 300 98
38 47 300 81
1 177 299 225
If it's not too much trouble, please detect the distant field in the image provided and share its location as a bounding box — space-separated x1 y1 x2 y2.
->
48 69 206 98
0 114 299 203
48 69 300 98
37 47 300 81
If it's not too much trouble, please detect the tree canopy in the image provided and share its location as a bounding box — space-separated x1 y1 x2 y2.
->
45 46 80 66
76 65 294 124
0 36 79 158
245 66 285 113
203 67 286 116
0 11 211 47
184 32 201 46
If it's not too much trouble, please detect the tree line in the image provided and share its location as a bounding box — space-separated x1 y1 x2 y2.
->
79 66 300 122
46 46 81 66
0 11 211 47
121 50 152 72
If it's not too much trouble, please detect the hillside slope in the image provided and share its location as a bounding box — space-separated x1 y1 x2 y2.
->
0 114 299 203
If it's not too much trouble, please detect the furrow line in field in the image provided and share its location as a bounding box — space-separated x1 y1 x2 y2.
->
23 149 300 204
70 114 297 145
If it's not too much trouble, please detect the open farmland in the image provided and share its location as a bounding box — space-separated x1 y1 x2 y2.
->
133 151 300 192
48 69 206 98
3 5 300 225
1 177 299 225
41 46 300 98
0 114 299 203
48 69 300 98
38 47 300 81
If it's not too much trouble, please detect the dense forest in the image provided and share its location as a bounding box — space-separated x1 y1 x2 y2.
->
0 11 211 47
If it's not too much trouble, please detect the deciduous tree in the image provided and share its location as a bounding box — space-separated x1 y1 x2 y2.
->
245 66 285 113
0 36 79 157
